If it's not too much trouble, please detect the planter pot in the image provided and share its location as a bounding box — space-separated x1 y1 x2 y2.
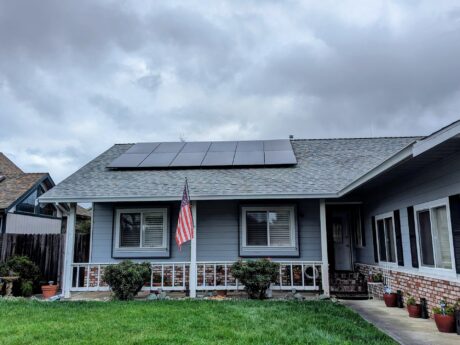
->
383 293 397 307
407 304 421 318
216 290 227 297
434 314 455 333
41 284 59 299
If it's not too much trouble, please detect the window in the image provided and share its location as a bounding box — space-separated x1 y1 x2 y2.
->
15 185 56 217
115 208 168 249
16 189 38 214
415 199 453 270
241 206 297 255
375 213 397 264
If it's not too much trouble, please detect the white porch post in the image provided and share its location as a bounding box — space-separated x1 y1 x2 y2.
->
320 199 330 297
189 201 197 298
63 203 76 298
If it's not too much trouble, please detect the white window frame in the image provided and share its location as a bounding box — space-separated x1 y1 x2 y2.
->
413 197 456 276
375 212 398 267
241 206 297 249
114 208 168 250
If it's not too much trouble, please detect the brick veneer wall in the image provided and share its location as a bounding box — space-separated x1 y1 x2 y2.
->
356 263 460 317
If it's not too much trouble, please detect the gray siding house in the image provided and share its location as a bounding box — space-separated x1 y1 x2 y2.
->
40 121 460 307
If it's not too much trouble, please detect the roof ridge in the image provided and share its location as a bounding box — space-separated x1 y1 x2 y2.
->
112 136 422 146
293 136 421 141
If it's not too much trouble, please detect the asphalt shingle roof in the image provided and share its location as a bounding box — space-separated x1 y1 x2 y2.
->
0 153 48 210
40 137 419 201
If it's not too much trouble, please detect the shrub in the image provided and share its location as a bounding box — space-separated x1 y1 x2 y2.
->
372 273 383 282
432 299 455 315
103 261 151 300
231 259 279 299
406 294 416 306
0 256 41 296
20 281 34 297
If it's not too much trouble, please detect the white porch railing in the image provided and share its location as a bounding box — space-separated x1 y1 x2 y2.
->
70 261 322 293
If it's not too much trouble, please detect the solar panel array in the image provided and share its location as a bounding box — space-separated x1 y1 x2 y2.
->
108 140 297 168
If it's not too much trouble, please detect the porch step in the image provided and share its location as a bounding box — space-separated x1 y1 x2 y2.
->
330 271 367 295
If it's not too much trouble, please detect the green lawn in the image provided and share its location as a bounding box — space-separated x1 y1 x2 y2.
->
0 299 395 345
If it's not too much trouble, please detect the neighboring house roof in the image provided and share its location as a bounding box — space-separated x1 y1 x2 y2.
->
38 136 419 202
0 153 51 210
76 205 91 219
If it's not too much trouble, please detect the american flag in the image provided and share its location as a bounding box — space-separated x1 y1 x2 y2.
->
175 179 194 249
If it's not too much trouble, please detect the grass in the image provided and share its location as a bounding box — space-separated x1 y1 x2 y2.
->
0 299 396 345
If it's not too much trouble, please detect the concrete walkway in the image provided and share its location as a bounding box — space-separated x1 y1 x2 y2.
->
342 299 459 345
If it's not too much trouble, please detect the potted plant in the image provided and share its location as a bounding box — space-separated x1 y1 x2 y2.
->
406 294 421 318
432 299 455 333
41 281 59 299
383 286 397 307
372 273 383 283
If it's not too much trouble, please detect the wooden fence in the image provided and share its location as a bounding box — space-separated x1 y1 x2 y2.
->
0 233 90 284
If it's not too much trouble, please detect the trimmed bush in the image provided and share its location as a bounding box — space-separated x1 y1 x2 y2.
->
103 261 151 300
231 259 279 299
0 256 41 296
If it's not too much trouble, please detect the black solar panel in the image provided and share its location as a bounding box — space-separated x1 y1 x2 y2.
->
233 151 264 165
109 153 150 168
109 139 297 168
170 152 206 167
181 142 211 153
201 151 235 166
139 153 177 167
155 142 185 153
209 141 237 152
125 142 160 154
236 141 263 152
264 150 297 165
263 139 292 151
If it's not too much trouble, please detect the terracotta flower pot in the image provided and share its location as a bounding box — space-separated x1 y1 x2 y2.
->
41 284 59 299
434 314 455 333
407 304 421 318
383 293 397 307
216 290 227 297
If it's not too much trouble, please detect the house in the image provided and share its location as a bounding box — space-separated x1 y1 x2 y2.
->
0 153 62 234
39 121 460 311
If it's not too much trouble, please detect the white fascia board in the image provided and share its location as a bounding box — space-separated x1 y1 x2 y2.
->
338 144 414 196
413 121 460 157
38 192 338 204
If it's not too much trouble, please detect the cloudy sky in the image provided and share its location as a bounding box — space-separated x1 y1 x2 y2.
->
1 0 460 182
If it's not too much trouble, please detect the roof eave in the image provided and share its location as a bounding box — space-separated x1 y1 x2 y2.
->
38 192 339 204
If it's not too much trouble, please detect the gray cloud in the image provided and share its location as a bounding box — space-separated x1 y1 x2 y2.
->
1 0 460 181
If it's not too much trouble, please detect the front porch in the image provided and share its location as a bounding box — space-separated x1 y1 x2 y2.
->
61 199 333 298
69 261 324 293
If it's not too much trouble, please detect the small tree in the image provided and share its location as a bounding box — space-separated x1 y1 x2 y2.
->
103 260 151 300
231 259 279 299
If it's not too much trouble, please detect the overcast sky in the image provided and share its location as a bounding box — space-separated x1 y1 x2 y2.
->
1 0 460 182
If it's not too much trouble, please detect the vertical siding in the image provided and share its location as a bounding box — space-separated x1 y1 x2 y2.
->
5 213 61 234
356 150 460 266
90 199 322 263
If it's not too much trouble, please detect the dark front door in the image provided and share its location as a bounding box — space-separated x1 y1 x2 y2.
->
331 211 352 270
327 205 360 271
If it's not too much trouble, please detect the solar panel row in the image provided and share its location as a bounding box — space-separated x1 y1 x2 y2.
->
108 140 297 168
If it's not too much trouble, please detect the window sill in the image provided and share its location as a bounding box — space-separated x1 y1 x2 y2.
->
240 246 299 257
113 247 169 259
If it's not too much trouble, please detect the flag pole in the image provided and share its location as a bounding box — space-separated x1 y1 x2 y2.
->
187 177 197 298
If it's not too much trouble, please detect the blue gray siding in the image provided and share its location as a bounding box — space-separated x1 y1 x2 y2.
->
356 150 460 267
90 199 322 263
